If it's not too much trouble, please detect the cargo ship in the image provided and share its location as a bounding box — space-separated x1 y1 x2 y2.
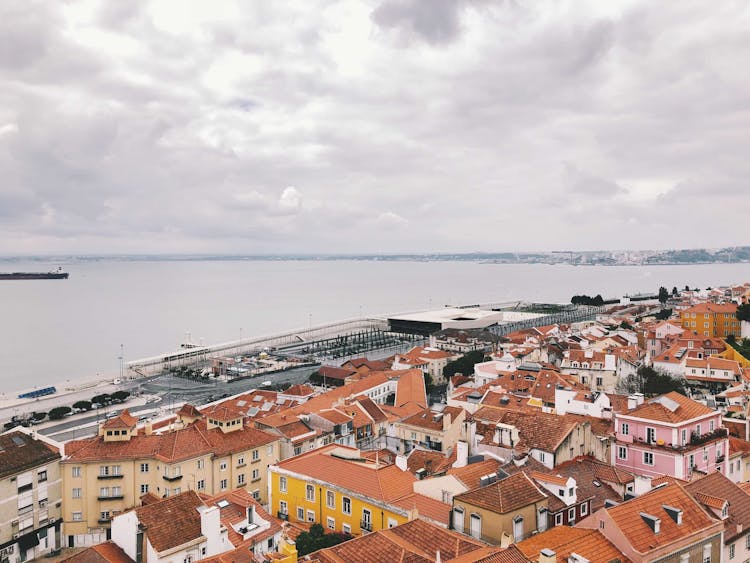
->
0 267 69 280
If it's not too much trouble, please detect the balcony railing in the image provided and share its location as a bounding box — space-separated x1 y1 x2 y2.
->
97 518 112 525
716 454 726 463
691 428 729 446
97 495 125 501
163 474 183 482
277 511 289 521
97 474 123 480
361 520 373 532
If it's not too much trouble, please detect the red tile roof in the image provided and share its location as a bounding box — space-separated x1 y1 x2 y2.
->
454 472 547 514
622 391 716 424
517 527 629 563
61 542 134 563
134 491 205 553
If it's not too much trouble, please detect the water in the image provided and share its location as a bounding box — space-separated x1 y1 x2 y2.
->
1 258 749 392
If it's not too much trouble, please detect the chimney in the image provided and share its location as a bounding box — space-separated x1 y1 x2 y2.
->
247 504 255 525
144 422 153 436
500 532 512 549
395 454 408 472
539 548 557 563
634 392 644 406
453 441 469 468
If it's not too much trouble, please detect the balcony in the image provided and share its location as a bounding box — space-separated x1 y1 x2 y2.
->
690 428 729 447
716 454 726 463
277 511 289 521
97 495 125 501
97 474 123 480
163 474 183 482
97 518 112 525
360 520 373 532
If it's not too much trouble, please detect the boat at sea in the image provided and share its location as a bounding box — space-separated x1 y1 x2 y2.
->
0 267 69 280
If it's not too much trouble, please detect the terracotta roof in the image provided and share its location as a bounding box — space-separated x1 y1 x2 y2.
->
529 471 569 486
692 491 727 510
65 419 277 463
454 472 547 514
391 492 451 526
134 491 205 553
61 541 134 563
546 457 626 512
176 403 203 419
447 459 504 490
306 518 488 563
622 391 716 424
682 303 737 314
282 384 314 396
276 444 416 503
394 369 428 408
102 409 138 429
317 365 357 381
202 404 243 422
517 527 629 563
472 408 583 453
407 449 456 477
399 407 463 432
0 431 60 480
451 546 531 562
605 483 719 553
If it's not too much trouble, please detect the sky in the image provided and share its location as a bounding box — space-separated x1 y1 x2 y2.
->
1 0 749 255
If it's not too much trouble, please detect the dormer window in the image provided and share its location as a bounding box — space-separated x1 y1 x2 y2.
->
722 504 729 518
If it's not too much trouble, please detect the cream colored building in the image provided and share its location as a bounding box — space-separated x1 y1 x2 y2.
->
0 430 63 563
61 407 281 547
390 406 466 454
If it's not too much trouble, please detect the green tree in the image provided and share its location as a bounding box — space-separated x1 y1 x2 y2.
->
655 308 672 320
295 523 350 556
658 286 669 304
30 411 47 422
737 303 750 323
443 350 486 379
91 393 111 406
111 390 130 403
423 371 434 393
49 406 72 420
73 400 92 411
672 287 678 296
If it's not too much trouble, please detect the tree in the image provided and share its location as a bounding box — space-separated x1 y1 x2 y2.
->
592 294 604 306
617 366 686 396
727 334 737 344
30 411 47 422
423 371 434 393
672 287 678 296
49 406 72 420
443 350 486 380
658 286 669 304
73 400 92 411
111 390 130 403
91 393 111 406
655 308 672 321
295 523 350 556
684 285 690 291
737 303 750 323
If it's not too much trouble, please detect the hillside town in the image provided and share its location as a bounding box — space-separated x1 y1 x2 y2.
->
4 283 750 563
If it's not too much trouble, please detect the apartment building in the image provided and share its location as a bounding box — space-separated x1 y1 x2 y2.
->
61 408 280 547
269 444 449 537
612 392 729 479
0 430 63 563
391 406 465 454
681 302 740 337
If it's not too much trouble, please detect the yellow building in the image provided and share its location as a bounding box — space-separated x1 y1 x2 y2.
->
681 303 740 338
61 407 280 547
269 444 449 536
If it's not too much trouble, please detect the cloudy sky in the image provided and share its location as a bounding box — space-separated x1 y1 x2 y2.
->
1 0 749 255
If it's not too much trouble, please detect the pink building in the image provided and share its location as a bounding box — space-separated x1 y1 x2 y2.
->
612 392 729 480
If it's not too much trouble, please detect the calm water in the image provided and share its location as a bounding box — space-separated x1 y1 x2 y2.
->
1 258 750 391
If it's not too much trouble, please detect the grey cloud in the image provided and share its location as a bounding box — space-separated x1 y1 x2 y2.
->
371 0 467 45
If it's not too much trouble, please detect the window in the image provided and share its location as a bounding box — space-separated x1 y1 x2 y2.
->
238 473 245 485
220 461 227 471
220 479 227 490
72 488 82 499
253 489 261 500
703 543 712 563
581 503 588 516
252 468 260 481
617 446 627 460
621 423 629 435
306 484 315 501
682 429 687 445
703 447 708 462
470 513 482 539
267 444 274 455
729 542 735 559
237 456 245 466
197 459 204 469
558 488 565 497
252 449 260 461
140 463 149 473
696 424 702 436
327 490 335 509
173 487 181 495
307 510 315 522
343 523 351 534
388 518 398 528
327 517 335 530
294 446 302 456
72 511 82 521
100 511 111 521
568 487 574 496
140 484 149 494
280 476 287 492
596 377 603 387
280 500 288 515
72 466 81 478
197 479 205 490
646 427 656 443
555 513 563 525
746 535 750 550
342 496 352 515
38 469 47 482
643 452 654 465
568 507 575 522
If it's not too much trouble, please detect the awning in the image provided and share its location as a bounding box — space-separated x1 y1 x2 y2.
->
17 531 40 551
